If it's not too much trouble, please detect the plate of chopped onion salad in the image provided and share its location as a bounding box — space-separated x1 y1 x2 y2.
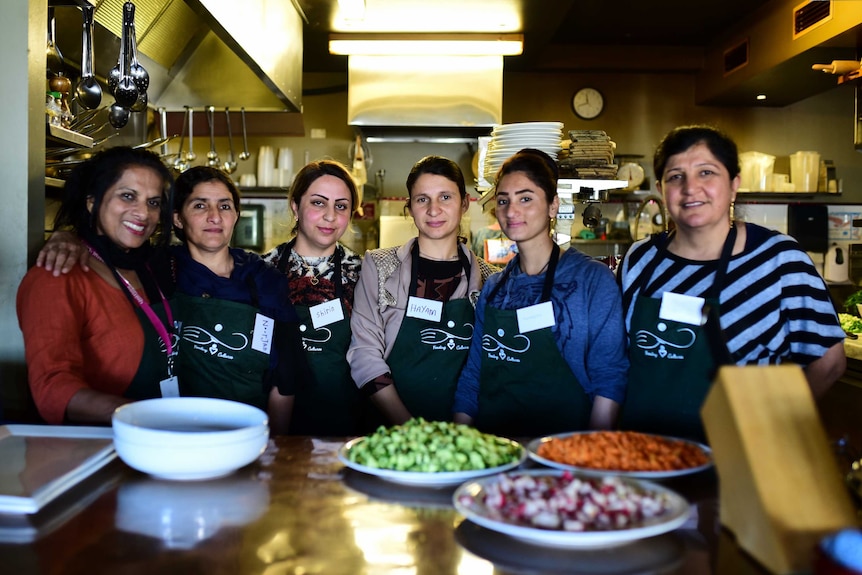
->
453 470 690 548
338 418 526 487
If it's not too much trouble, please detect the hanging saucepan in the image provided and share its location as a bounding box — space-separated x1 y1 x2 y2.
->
113 3 138 109
74 5 101 110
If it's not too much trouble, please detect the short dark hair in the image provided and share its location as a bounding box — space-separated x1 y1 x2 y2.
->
653 125 740 181
288 160 357 236
172 166 241 243
405 156 467 204
495 148 559 203
54 146 174 247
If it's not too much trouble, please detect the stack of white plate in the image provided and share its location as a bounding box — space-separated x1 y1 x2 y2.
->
484 122 564 182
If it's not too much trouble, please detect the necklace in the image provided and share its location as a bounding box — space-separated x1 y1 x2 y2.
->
292 249 331 285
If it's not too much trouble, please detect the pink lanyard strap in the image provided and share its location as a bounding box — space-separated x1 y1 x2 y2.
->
85 243 174 358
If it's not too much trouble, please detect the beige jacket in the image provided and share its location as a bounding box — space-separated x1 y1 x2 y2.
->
347 238 496 389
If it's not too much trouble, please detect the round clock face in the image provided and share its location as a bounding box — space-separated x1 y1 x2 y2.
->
572 87 604 120
618 162 646 190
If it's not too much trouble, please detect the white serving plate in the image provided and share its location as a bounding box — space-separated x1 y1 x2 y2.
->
453 469 691 548
338 436 526 487
526 431 713 479
0 425 116 515
493 122 564 134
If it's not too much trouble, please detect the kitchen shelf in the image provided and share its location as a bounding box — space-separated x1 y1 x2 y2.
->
238 186 290 199
45 177 65 189
46 125 93 148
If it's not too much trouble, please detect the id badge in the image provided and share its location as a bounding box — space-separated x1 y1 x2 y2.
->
517 301 555 333
310 299 345 329
252 313 274 355
659 292 705 326
406 296 443 322
160 375 180 398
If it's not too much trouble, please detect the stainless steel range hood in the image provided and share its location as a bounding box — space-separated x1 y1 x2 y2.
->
347 54 501 143
53 0 304 111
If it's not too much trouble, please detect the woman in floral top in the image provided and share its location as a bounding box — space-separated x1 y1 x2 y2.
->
262 160 364 435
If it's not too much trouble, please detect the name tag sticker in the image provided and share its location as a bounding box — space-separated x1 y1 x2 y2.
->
311 299 344 329
252 313 274 355
659 292 705 326
517 301 555 333
159 376 179 398
406 296 443 322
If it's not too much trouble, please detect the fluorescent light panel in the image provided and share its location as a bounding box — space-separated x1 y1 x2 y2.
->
329 33 523 56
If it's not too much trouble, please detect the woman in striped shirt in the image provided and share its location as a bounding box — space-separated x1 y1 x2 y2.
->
618 125 845 441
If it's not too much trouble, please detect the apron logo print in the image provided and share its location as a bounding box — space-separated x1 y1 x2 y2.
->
482 330 531 363
299 324 332 353
419 323 473 352
182 324 248 360
634 325 695 360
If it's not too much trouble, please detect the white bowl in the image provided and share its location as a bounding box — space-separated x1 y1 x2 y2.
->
112 397 269 481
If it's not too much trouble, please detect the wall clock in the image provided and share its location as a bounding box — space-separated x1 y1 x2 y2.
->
572 87 604 120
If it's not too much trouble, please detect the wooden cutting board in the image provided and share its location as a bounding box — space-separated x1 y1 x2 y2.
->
701 365 858 574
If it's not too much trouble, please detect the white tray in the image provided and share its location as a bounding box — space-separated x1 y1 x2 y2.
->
0 425 116 514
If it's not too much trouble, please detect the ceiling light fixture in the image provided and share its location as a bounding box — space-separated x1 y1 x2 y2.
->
329 33 524 56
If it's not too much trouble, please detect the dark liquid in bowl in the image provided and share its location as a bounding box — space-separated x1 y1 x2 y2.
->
156 424 246 432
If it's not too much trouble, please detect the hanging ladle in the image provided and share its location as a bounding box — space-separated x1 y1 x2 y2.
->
186 107 196 162
222 108 237 174
173 107 190 172
239 107 251 161
108 103 130 129
127 8 149 93
205 105 220 168
74 5 101 110
112 3 138 109
46 7 64 78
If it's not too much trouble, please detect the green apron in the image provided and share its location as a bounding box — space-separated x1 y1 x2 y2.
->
619 227 736 442
173 291 272 410
386 244 475 422
475 244 591 437
124 301 177 400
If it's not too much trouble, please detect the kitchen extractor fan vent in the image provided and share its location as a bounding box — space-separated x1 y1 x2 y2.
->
793 0 832 39
723 39 749 75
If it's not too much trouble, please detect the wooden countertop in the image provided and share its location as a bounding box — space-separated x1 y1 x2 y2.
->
0 435 780 575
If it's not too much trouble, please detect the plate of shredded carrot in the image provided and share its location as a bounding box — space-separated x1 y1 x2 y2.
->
526 431 713 478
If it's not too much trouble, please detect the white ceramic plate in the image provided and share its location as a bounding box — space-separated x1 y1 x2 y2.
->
491 137 562 146
526 431 713 479
493 122 564 134
337 436 526 487
453 469 691 548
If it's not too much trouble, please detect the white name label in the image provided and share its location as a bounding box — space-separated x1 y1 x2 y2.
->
310 299 344 329
160 375 179 398
659 292 705 326
517 301 555 333
406 296 443 322
252 313 274 354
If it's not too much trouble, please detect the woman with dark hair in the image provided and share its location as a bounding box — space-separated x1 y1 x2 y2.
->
261 160 364 435
170 166 300 419
453 148 627 437
347 155 498 426
618 125 845 441
17 147 176 424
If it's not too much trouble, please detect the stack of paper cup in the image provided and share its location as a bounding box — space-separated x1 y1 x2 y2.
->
277 148 293 188
257 146 274 187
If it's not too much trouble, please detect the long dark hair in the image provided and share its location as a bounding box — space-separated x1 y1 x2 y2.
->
653 125 740 181
289 160 357 236
173 166 241 243
405 155 467 210
53 146 174 247
495 148 559 203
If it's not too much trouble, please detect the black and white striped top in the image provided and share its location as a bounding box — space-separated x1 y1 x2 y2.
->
619 223 844 367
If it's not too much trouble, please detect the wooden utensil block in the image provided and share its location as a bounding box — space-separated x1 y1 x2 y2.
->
701 365 858 574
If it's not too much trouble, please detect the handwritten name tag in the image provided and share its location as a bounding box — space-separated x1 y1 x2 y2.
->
517 301 555 333
252 313 274 354
311 299 344 329
659 292 705 326
159 376 179 398
406 296 443 322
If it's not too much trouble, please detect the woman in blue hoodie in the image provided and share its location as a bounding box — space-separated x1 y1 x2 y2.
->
453 149 628 438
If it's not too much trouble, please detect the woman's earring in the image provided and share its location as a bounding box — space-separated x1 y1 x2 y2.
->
729 202 735 225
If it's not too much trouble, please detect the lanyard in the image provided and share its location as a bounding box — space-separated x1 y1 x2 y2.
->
278 239 345 300
85 243 175 359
